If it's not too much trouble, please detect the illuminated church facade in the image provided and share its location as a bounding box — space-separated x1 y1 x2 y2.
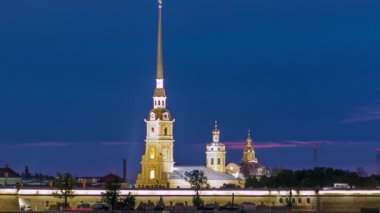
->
135 0 268 189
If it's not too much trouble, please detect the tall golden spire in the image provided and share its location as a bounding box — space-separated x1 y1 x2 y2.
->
156 0 163 80
153 0 166 98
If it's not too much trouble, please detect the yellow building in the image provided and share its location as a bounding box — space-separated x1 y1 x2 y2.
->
206 121 226 173
135 0 174 188
135 0 242 189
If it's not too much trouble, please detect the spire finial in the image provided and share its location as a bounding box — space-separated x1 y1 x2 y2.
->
212 120 220 142
156 0 163 80
246 129 252 146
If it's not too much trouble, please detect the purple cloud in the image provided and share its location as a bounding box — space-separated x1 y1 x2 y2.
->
13 142 75 148
225 140 369 150
343 102 380 123
224 141 297 149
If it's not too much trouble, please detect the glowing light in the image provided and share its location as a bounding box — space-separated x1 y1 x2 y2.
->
0 189 377 197
150 148 155 159
150 170 155 179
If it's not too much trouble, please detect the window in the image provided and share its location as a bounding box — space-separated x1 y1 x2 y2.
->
211 158 214 165
306 198 311 204
292 198 296 204
151 127 155 133
279 198 283 204
164 128 168 136
150 148 155 159
218 158 221 165
298 198 302 204
150 169 155 180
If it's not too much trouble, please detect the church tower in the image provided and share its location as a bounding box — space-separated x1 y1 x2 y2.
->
242 130 257 162
206 121 226 173
135 0 175 188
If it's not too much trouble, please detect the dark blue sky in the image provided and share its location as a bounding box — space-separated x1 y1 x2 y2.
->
0 0 379 180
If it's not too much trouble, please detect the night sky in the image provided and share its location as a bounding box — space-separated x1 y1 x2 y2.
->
0 0 379 181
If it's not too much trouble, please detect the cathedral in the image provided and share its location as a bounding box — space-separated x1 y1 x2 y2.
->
135 0 268 189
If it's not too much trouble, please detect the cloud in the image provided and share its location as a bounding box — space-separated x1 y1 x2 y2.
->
100 141 138 146
343 102 380 123
13 142 75 148
225 140 369 150
224 141 297 149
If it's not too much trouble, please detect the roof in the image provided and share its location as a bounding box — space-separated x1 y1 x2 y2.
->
148 108 172 120
99 173 122 183
169 166 239 181
240 161 268 177
154 88 166 97
0 167 20 178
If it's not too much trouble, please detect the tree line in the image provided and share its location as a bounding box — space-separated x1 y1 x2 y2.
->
245 167 380 189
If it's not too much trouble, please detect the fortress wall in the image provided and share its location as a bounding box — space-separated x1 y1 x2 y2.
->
319 196 380 212
0 195 19 211
0 189 380 211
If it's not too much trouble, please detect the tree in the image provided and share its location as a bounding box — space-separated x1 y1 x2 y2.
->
285 190 293 208
124 192 136 210
361 177 378 188
53 173 76 208
155 196 165 210
245 177 260 188
102 177 121 210
184 170 209 208
185 170 209 192
356 167 368 177
222 183 241 188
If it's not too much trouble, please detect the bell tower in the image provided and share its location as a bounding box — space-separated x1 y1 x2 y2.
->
135 0 175 188
242 130 257 162
206 121 226 173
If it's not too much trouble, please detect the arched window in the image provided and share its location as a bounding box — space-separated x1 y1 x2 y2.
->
217 158 221 165
164 128 168 136
211 158 214 165
298 198 302 203
150 148 155 159
306 198 311 204
279 198 283 204
292 198 296 204
150 169 155 180
158 100 161 105
151 127 155 133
